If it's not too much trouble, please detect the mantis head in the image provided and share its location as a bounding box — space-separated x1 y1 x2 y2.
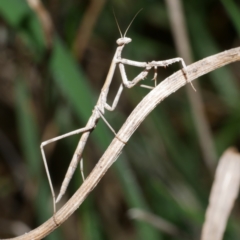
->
116 37 132 46
113 9 142 46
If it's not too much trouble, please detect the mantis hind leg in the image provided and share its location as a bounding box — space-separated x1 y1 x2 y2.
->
40 125 94 213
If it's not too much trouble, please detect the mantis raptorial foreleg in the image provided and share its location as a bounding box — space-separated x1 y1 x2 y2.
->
104 84 123 111
119 63 151 88
105 63 150 111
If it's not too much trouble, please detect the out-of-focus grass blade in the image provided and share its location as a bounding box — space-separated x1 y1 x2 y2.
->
49 37 95 121
0 0 46 57
114 158 161 239
15 79 40 179
125 87 204 227
221 0 240 36
21 11 46 57
14 78 62 240
201 147 240 240
215 112 240 154
128 208 182 237
81 199 103 240
149 176 203 224
187 5 240 108
140 104 200 192
0 0 28 27
217 0 240 155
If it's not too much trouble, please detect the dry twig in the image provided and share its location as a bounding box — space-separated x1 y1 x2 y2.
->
3 47 240 240
73 0 106 60
201 147 240 240
128 208 181 237
27 0 54 48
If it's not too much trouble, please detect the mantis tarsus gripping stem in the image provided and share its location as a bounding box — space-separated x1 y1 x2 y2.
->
141 58 196 91
40 10 193 214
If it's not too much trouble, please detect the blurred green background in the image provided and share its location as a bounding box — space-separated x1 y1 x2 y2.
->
0 0 240 239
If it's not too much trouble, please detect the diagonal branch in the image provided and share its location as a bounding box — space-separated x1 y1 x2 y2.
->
3 47 240 240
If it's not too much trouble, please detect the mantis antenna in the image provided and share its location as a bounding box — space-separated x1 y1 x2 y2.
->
113 8 143 38
112 8 123 38
124 8 143 37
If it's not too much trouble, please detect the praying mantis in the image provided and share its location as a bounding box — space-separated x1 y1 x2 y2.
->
41 10 195 213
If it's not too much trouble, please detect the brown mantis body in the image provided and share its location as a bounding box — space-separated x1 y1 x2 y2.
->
41 12 193 213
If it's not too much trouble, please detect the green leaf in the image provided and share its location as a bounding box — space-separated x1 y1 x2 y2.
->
0 0 29 27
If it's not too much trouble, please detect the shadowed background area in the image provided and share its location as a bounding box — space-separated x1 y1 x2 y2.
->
0 0 240 239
